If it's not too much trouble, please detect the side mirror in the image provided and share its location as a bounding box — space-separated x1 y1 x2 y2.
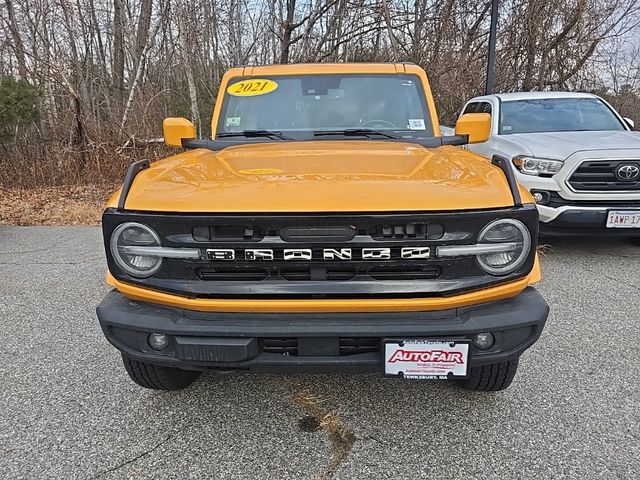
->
163 117 196 147
455 113 491 144
623 117 635 129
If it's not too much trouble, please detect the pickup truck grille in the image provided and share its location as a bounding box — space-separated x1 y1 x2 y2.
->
102 207 539 299
568 160 640 191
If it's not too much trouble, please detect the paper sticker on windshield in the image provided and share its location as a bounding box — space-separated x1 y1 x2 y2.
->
408 119 426 130
225 116 241 127
227 79 278 97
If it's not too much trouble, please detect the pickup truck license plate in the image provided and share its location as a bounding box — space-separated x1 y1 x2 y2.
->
606 210 640 228
384 340 469 379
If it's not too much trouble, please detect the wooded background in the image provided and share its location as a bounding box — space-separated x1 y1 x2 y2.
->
1 0 640 188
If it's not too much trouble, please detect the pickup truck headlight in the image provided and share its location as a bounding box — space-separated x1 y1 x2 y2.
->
110 222 163 277
476 219 531 275
512 156 563 176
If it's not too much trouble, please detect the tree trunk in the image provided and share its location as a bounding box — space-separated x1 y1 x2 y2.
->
135 0 153 69
113 0 125 109
179 4 201 135
280 0 296 63
4 0 29 79
381 0 399 61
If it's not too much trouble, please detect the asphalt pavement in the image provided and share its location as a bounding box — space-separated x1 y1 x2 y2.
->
1 226 638 479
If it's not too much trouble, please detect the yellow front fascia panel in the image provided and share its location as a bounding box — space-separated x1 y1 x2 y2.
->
105 254 541 313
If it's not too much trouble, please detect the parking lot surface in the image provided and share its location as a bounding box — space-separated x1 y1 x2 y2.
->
1 226 639 479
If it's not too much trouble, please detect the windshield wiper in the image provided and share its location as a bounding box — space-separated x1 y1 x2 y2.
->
217 130 293 140
314 128 400 139
183 133 469 151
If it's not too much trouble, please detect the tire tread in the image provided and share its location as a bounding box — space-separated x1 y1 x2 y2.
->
122 355 200 390
460 359 519 392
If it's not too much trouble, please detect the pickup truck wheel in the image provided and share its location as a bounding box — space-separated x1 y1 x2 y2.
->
459 359 519 392
122 355 200 390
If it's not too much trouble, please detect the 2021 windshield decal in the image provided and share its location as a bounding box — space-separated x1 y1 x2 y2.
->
227 79 278 97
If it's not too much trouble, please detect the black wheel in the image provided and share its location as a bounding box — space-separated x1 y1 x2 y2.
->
459 359 519 392
628 237 640 246
122 355 201 390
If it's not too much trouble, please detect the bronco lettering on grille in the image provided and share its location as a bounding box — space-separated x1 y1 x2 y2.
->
206 247 430 261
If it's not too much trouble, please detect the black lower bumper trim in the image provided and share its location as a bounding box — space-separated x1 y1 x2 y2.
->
97 287 549 373
540 209 640 237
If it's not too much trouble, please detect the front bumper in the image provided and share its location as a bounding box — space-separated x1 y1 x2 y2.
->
538 204 640 237
97 287 549 373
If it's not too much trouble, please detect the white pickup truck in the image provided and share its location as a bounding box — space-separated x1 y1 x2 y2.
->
448 92 640 239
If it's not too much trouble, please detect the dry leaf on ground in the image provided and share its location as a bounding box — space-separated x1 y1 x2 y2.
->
0 185 115 226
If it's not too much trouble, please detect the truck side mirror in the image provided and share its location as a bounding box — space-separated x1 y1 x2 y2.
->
163 117 196 147
623 117 635 129
455 113 491 144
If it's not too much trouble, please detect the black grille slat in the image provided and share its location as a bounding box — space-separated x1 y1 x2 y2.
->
280 226 356 242
281 269 312 281
261 337 381 356
193 225 264 242
368 266 441 281
569 160 640 191
339 337 380 355
198 268 269 281
372 222 445 240
261 337 380 356
262 338 297 355
197 264 440 282
326 269 356 281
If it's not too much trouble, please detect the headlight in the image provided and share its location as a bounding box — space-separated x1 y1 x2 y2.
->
476 219 531 275
110 222 162 277
512 156 563 176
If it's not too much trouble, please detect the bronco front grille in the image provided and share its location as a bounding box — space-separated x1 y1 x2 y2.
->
568 160 640 191
102 207 539 298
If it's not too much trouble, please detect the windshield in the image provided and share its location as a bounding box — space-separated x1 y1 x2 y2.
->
499 98 625 135
216 74 433 138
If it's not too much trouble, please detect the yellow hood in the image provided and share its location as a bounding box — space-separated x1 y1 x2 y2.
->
116 141 523 212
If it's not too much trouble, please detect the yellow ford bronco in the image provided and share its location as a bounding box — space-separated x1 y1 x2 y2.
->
97 63 549 391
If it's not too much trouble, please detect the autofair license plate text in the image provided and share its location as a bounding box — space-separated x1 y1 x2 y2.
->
385 340 469 379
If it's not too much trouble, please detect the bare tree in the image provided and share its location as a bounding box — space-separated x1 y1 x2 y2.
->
113 0 126 109
3 0 29 79
1 0 639 187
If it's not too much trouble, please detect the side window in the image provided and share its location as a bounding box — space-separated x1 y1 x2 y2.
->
463 102 492 116
478 102 492 115
463 102 480 114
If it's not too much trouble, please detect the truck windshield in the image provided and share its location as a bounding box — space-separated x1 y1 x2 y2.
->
217 74 433 139
499 98 625 135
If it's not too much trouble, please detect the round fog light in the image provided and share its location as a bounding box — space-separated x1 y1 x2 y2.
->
148 333 169 351
472 332 495 350
530 190 550 206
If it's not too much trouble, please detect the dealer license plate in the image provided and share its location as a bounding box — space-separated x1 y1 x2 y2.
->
606 210 640 228
384 340 469 379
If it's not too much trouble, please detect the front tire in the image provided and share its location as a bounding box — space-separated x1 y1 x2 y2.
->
122 355 201 390
459 359 519 391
